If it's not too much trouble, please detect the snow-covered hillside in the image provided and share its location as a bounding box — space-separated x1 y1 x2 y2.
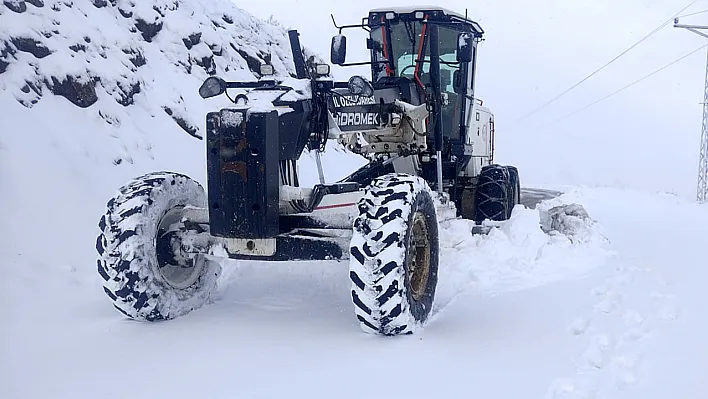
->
1 0 305 129
0 0 365 283
0 0 358 178
2 1 708 399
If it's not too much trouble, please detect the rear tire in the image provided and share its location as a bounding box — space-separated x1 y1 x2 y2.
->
474 164 512 222
96 171 221 321
507 166 521 211
349 173 440 336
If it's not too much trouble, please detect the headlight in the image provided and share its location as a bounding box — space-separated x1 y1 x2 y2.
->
260 64 274 76
315 64 330 76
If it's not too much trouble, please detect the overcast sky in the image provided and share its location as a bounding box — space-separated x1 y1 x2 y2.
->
236 0 708 199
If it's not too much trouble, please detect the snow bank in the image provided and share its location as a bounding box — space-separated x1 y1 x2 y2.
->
433 197 613 315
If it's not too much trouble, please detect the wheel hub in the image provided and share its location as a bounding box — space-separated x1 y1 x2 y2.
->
407 211 431 302
155 207 205 289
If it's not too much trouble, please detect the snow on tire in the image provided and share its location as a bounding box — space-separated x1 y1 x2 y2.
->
96 171 221 321
349 173 439 336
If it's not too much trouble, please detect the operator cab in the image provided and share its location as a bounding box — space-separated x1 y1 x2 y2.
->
332 7 483 140
370 7 482 140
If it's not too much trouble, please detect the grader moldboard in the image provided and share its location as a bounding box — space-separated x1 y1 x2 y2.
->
96 6 521 336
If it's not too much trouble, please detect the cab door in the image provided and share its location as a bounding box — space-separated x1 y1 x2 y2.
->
463 101 494 176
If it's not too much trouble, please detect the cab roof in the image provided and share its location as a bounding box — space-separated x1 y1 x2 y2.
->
367 6 484 35
369 5 466 19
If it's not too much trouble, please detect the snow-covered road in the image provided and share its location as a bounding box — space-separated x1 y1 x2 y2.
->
3 185 706 399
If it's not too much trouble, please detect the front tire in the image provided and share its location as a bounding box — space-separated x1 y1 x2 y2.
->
96 171 221 321
349 173 440 336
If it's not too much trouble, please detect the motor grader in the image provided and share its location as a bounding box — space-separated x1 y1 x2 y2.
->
96 6 520 336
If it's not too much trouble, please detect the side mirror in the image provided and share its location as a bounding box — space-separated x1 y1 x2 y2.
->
457 33 473 63
198 76 226 98
348 75 374 97
331 34 346 65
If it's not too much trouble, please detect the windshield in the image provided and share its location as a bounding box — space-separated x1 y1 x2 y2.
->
370 20 423 81
370 20 462 92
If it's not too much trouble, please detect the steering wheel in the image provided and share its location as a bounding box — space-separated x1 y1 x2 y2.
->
399 64 417 79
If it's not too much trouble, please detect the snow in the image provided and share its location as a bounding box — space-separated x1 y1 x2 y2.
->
221 109 244 127
241 90 280 114
436 202 612 303
7 141 708 398
2 1 708 398
0 0 321 130
248 78 313 115
459 32 468 48
331 34 344 56
278 76 312 101
368 5 468 20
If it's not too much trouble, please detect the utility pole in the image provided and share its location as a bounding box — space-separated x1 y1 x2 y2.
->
674 18 708 203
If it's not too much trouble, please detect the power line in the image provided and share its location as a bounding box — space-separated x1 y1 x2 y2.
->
534 43 708 129
678 9 708 18
512 0 701 125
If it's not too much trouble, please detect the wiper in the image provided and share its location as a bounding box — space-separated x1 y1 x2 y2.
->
404 20 415 45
